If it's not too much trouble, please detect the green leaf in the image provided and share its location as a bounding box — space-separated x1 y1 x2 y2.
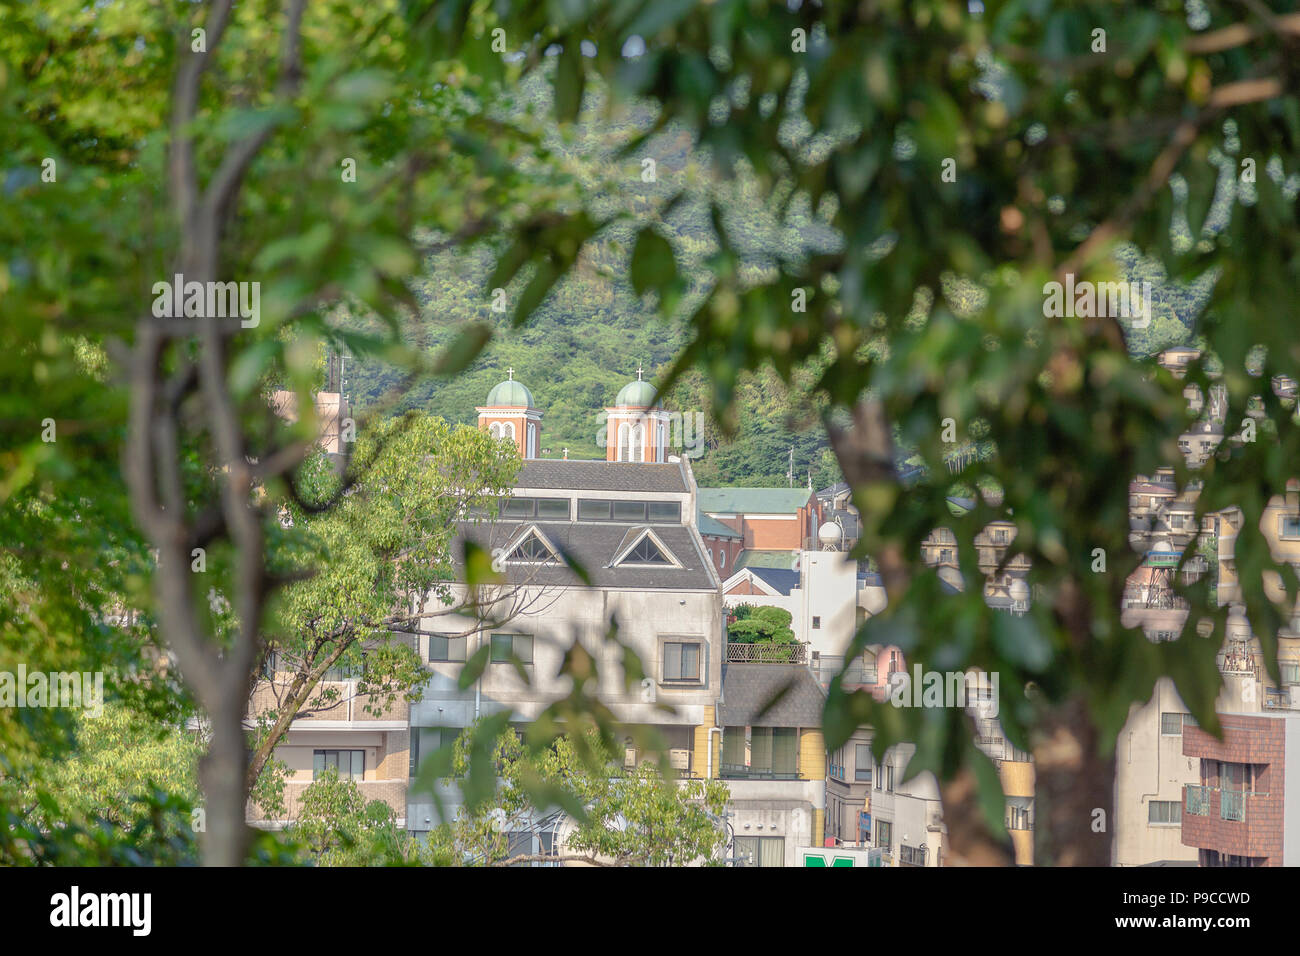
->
629 228 676 296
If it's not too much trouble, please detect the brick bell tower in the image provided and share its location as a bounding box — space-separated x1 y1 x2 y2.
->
477 368 541 459
605 365 671 463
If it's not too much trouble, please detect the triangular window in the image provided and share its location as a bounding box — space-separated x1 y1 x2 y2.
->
627 536 669 563
507 530 557 563
614 529 678 567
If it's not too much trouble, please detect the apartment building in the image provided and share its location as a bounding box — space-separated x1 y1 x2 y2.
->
714 657 828 866
1182 711 1300 866
246 667 411 827
409 452 724 835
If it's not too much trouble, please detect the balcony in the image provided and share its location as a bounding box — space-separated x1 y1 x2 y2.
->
1186 784 1211 817
726 642 807 664
719 763 803 781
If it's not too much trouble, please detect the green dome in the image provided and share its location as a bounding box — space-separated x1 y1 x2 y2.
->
616 379 658 407
485 378 534 407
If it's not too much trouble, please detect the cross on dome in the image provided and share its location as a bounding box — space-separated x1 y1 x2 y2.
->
506 366 514 381
636 363 643 381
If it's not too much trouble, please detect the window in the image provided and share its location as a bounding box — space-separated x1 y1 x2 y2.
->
613 500 648 521
617 422 631 462
630 423 645 462
409 727 455 777
812 616 821 630
622 534 670 564
429 634 467 663
535 497 570 519
491 633 533 664
1183 713 1198 729
647 501 681 522
502 421 515 440
1282 661 1300 685
939 549 954 564
1160 712 1184 735
875 819 892 851
719 550 727 570
899 844 926 866
489 422 502 439
662 640 703 682
314 749 364 781
854 745 873 782
708 547 714 564
507 532 555 563
527 422 537 459
734 836 784 867
577 499 612 520
1148 800 1182 825
886 762 894 792
501 497 535 518
874 762 882 790
1281 515 1300 540
322 662 362 681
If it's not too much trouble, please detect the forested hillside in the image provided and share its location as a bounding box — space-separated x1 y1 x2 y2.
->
341 77 1211 486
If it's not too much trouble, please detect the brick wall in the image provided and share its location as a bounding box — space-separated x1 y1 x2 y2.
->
1181 715 1285 864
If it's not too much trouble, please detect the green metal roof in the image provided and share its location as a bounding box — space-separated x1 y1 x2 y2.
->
485 378 534 407
615 379 658 406
697 512 741 538
697 486 812 515
734 550 801 571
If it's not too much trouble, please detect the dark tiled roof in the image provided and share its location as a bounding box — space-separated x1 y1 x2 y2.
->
748 567 800 596
455 519 715 590
516 459 687 493
718 662 827 728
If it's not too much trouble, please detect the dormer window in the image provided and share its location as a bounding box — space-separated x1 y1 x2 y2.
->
612 528 681 568
627 536 670 564
503 527 559 564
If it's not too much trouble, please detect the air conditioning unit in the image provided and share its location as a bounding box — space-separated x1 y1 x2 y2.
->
624 747 637 768
669 749 691 771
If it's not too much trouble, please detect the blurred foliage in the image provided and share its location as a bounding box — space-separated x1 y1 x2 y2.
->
6 0 1300 865
422 722 729 866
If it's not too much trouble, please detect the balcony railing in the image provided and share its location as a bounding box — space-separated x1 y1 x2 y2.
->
1221 789 1245 822
719 763 803 781
726 642 807 664
1185 784 1211 816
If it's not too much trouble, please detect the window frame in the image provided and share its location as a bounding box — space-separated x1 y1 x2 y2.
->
428 633 467 663
660 637 705 685
490 633 534 665
313 748 364 781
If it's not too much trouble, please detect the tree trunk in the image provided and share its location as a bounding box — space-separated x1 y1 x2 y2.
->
1030 696 1114 866
201 698 252 867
